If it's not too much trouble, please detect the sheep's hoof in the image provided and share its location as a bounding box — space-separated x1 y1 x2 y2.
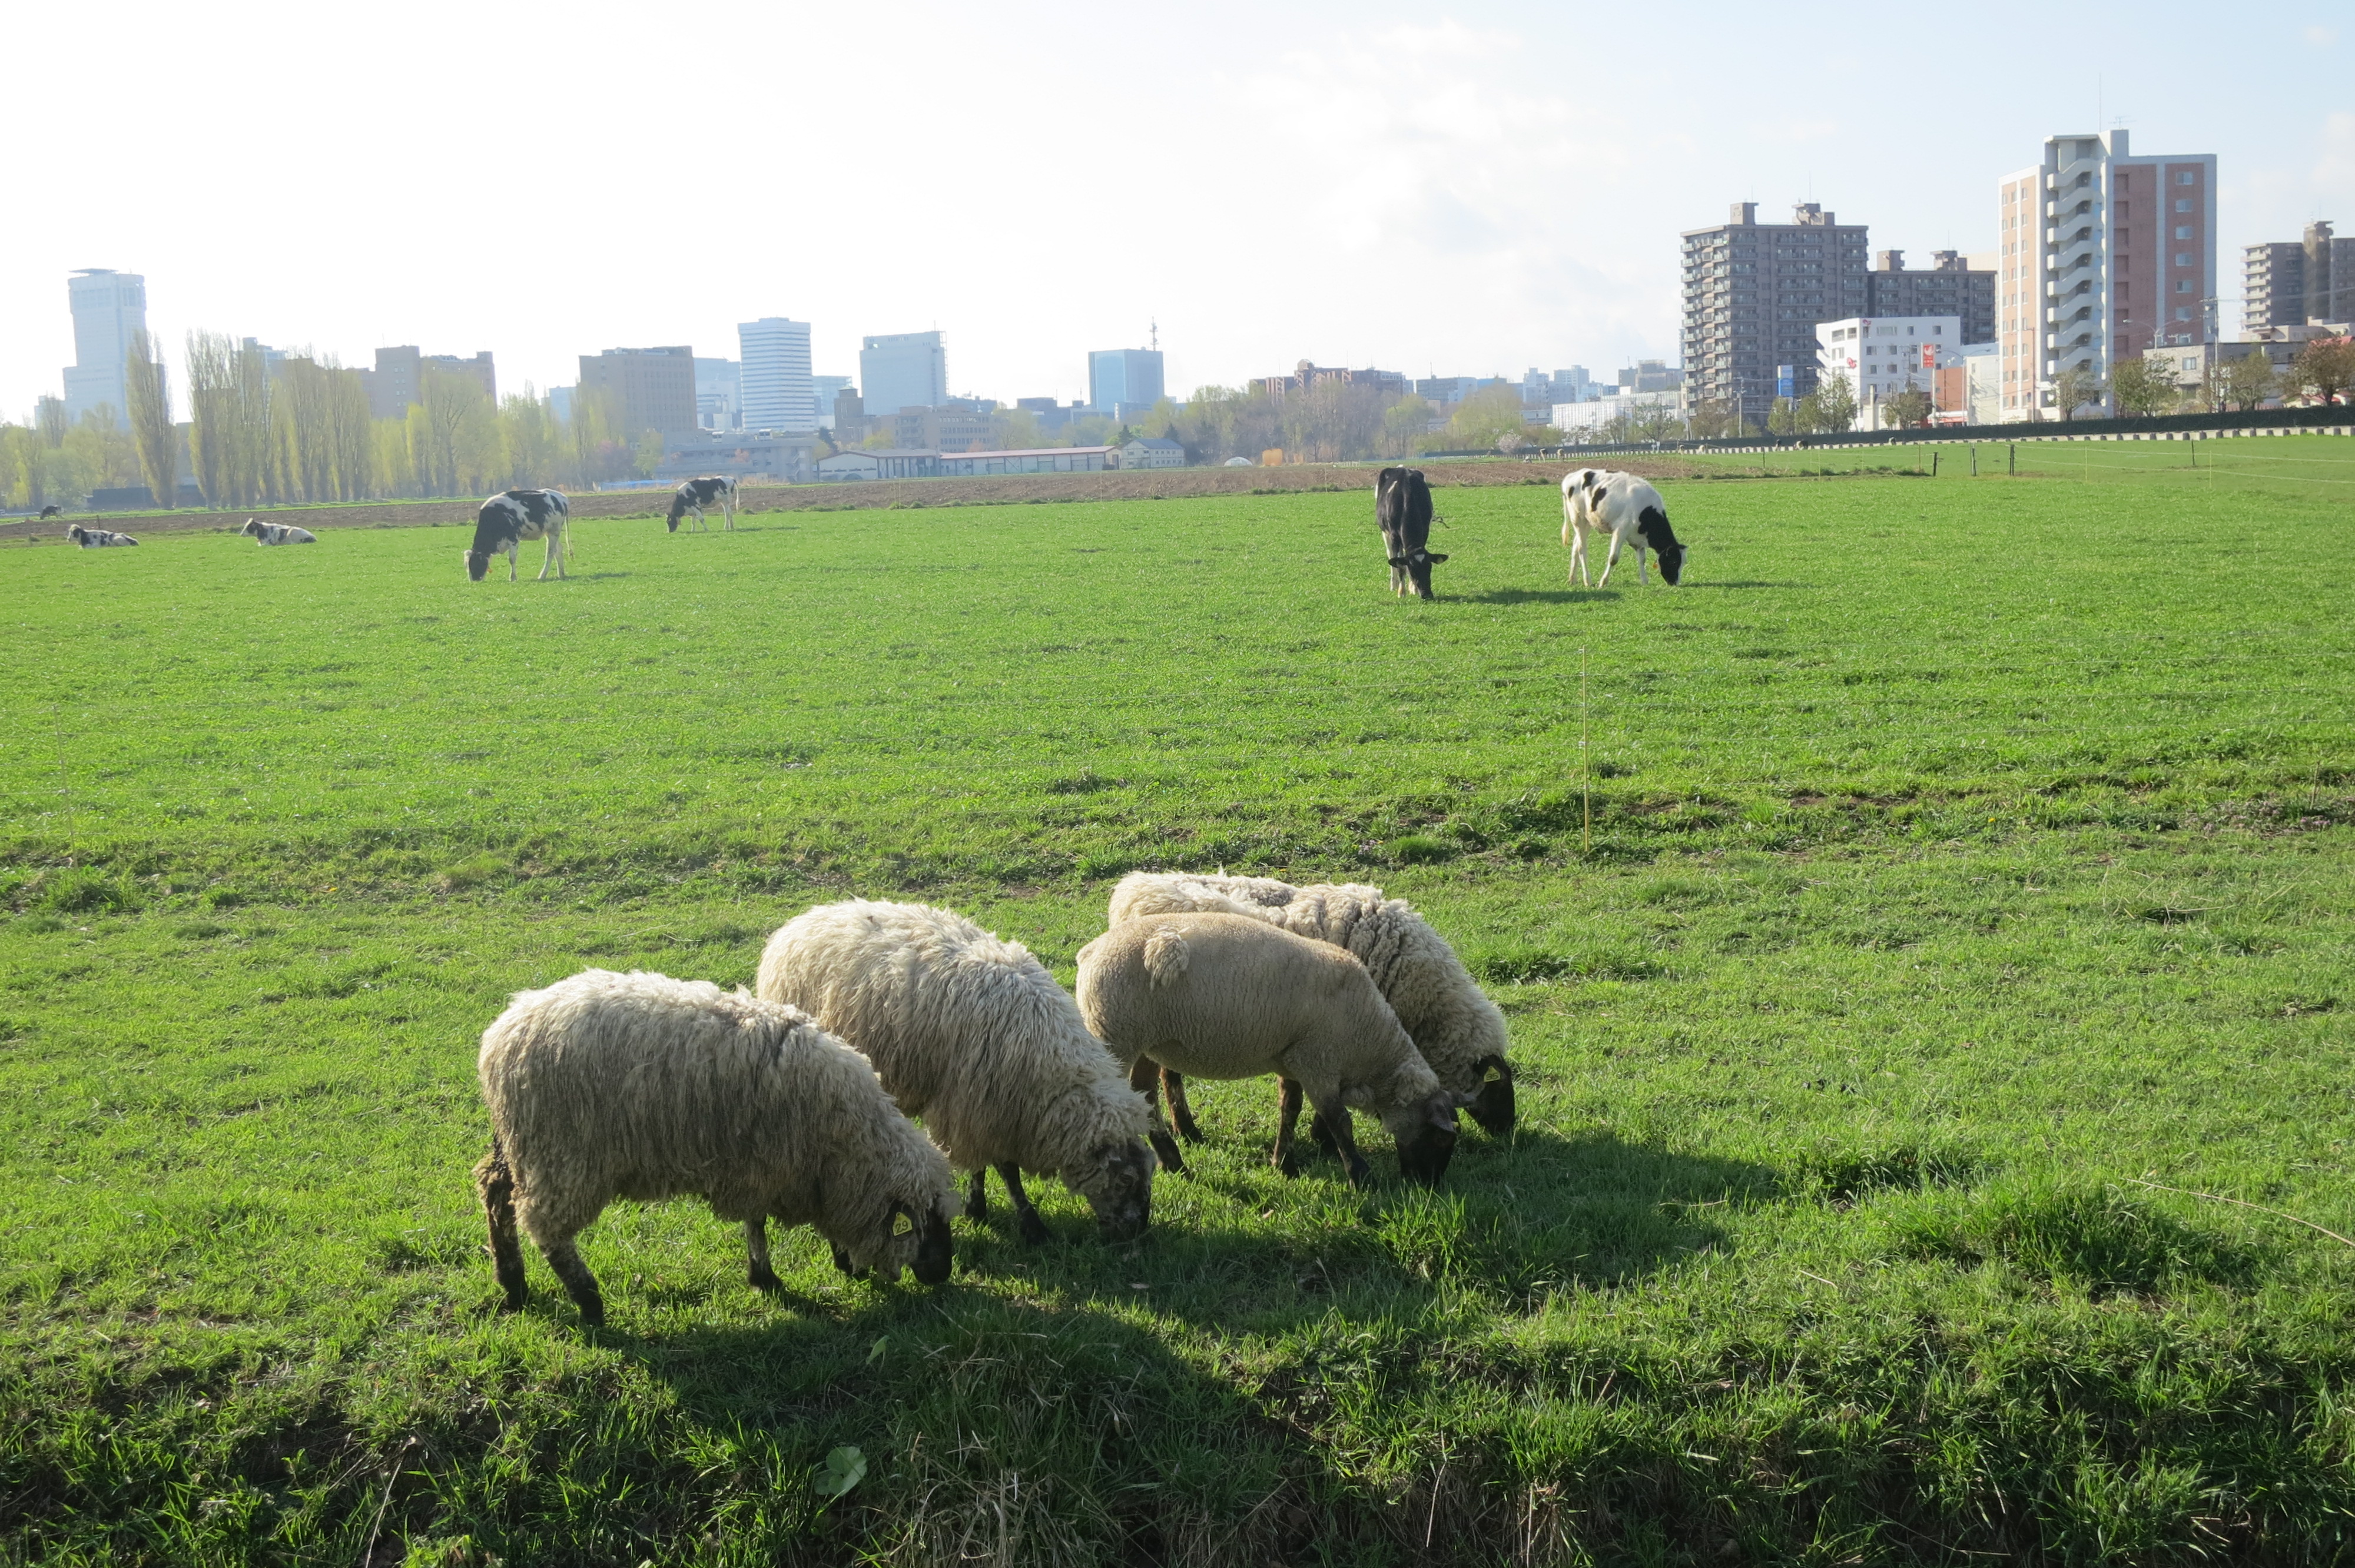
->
1149 1131 1189 1177
748 1263 782 1294
1016 1210 1051 1247
1273 1151 1300 1178
1342 1158 1373 1190
575 1298 606 1328
1173 1120 1207 1147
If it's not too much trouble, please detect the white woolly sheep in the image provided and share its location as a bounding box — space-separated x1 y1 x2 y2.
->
755 900 1158 1245
1107 872 1514 1144
1074 912 1464 1188
474 968 957 1326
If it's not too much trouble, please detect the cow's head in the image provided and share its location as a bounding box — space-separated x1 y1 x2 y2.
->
463 549 492 582
1386 547 1450 599
1656 542 1684 584
665 494 688 532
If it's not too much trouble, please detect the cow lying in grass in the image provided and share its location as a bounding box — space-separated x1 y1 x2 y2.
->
1562 469 1683 587
67 525 137 547
241 519 316 546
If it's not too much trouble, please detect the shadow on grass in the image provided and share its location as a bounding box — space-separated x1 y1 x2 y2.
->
1454 587 1623 605
1679 579 1799 589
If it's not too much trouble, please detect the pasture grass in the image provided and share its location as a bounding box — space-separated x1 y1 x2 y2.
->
3 438 2353 1563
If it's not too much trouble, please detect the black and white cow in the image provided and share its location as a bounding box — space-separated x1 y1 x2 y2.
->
241 518 317 546
1561 468 1683 587
38 505 61 520
665 475 739 533
1375 466 1447 599
67 524 138 548
465 489 571 582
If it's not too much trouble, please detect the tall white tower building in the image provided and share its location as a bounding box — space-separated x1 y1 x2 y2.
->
1996 131 2215 420
62 269 150 421
737 318 816 432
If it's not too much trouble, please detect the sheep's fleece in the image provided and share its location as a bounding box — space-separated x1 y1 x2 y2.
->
476 968 957 1323
1107 871 1513 1130
755 899 1157 1241
1076 911 1460 1184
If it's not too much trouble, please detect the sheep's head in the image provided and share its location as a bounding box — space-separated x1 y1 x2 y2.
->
1066 1136 1156 1243
834 1194 956 1285
1386 1091 1461 1185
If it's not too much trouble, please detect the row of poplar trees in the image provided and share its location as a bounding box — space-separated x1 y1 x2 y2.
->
94 331 642 510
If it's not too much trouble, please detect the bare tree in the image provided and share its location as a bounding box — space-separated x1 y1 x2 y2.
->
2050 364 2104 421
185 330 236 507
124 330 178 507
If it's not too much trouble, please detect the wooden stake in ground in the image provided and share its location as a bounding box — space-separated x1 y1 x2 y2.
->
1581 647 1591 858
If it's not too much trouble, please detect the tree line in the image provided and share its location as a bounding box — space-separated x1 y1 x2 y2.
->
1 331 654 513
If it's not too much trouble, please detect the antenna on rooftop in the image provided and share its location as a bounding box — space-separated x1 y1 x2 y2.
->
1150 317 1158 352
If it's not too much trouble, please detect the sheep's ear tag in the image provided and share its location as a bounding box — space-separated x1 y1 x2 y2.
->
890 1202 916 1238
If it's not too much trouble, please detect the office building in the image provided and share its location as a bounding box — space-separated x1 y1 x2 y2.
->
812 375 853 428
1256 360 1407 400
2244 221 2355 334
1088 347 1165 413
1681 202 1869 418
694 358 741 431
738 318 817 432
61 269 150 420
359 346 496 419
1865 251 1995 344
893 406 993 452
860 331 947 414
1815 316 1964 427
1996 129 2216 420
578 346 698 437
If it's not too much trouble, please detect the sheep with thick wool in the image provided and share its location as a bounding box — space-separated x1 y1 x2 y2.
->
756 900 1157 1245
1106 872 1514 1145
1076 912 1462 1187
474 968 957 1326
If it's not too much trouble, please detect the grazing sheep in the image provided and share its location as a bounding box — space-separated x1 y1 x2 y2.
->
66 524 137 547
474 968 957 1326
1076 912 1463 1188
1107 872 1514 1141
756 901 1157 1245
240 518 316 545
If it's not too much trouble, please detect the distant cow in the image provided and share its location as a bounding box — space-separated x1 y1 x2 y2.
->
66 525 138 548
465 489 571 582
38 505 61 520
241 519 317 546
666 476 739 533
1562 469 1683 587
1375 466 1447 599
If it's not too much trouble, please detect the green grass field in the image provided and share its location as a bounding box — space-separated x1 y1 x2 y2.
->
4 436 2353 1565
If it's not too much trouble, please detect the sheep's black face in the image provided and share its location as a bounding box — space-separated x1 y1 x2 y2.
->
1657 543 1684 585
1077 1138 1155 1243
1467 1057 1516 1137
910 1207 954 1285
1395 1092 1461 1185
464 550 490 582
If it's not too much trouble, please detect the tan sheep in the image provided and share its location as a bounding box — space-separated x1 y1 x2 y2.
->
475 968 957 1327
1107 872 1514 1147
1075 912 1462 1187
756 900 1157 1245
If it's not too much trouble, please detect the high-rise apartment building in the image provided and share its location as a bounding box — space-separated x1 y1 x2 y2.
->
1681 203 1869 418
578 346 697 437
2244 222 2354 333
61 269 150 420
1865 251 1995 344
1996 130 2215 420
1087 348 1165 413
859 331 947 414
737 318 816 432
695 357 741 431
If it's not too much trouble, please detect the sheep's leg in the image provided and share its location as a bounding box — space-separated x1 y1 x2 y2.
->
1308 1108 1342 1157
830 1243 859 1277
1272 1077 1305 1176
745 1216 781 1293
537 1231 605 1326
964 1167 990 1222
1312 1101 1373 1189
1163 1068 1205 1144
1129 1056 1187 1175
997 1163 1051 1245
473 1142 528 1312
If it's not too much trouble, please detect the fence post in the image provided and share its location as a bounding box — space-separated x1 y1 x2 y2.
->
2008 443 2015 476
1969 444 1978 476
1931 449 1939 477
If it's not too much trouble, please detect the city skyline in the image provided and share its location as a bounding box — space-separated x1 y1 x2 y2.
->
2 3 2349 421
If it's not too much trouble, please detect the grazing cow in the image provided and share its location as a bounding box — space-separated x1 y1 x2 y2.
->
666 475 739 533
241 519 317 546
465 489 571 582
1375 466 1447 599
39 505 61 520
66 525 138 548
1562 469 1683 587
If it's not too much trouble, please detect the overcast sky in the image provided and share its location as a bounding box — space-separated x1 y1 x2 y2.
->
4 1 2349 419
